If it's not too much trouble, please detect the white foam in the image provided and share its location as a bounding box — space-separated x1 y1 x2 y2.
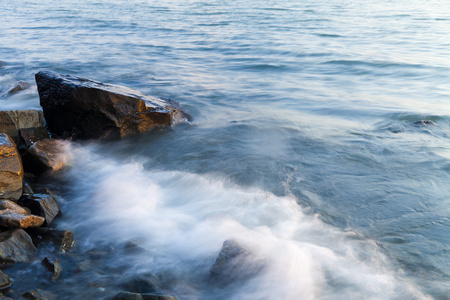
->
63 145 431 300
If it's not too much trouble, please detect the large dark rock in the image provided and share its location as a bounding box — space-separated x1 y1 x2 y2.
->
0 229 37 263
0 134 23 201
210 239 263 283
0 200 45 228
18 193 60 226
0 110 44 143
21 139 70 175
36 71 190 140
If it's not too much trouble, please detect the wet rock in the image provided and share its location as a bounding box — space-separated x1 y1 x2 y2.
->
0 293 13 300
413 120 436 126
210 239 263 283
19 127 50 150
26 228 74 253
41 257 61 280
113 292 177 300
7 81 31 95
121 274 160 294
0 270 11 290
0 134 23 201
0 200 45 228
22 182 33 196
21 139 70 175
0 110 44 143
18 193 59 226
35 71 189 140
0 229 37 263
23 289 56 300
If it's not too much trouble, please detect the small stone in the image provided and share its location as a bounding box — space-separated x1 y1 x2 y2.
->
19 127 50 149
21 139 70 175
41 257 61 280
0 134 23 201
18 193 60 226
0 270 11 290
0 200 45 228
0 229 37 263
7 81 31 95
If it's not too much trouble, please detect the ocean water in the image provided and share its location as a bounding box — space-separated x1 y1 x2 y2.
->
1 0 449 299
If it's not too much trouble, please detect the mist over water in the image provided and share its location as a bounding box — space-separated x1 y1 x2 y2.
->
1 0 450 299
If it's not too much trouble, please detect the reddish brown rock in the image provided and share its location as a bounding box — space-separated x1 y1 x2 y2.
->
36 71 190 140
7 81 31 95
19 127 50 149
18 193 60 225
0 200 45 228
0 134 23 201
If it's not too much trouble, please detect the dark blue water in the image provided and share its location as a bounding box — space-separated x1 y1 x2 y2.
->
1 0 449 299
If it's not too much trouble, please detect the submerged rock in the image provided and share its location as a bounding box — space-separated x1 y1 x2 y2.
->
21 139 70 175
0 200 45 228
0 229 37 263
210 239 263 283
22 289 56 300
36 71 189 140
0 134 23 201
7 81 31 95
18 193 60 226
0 110 44 143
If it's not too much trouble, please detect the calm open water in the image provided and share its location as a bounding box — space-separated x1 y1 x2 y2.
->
1 0 449 299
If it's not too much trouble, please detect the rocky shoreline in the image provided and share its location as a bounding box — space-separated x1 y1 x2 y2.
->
0 72 187 299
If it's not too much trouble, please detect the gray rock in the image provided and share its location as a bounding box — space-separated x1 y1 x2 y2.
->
35 71 190 140
7 81 31 95
210 239 264 283
0 110 44 143
0 229 37 263
22 139 70 175
0 200 45 228
18 193 60 226
0 134 23 201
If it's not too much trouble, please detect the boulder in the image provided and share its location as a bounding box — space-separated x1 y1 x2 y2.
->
35 71 190 140
210 239 263 283
19 127 50 149
18 193 60 225
25 228 74 253
0 200 45 228
42 257 62 280
0 134 23 201
0 229 37 263
0 270 11 290
0 110 44 143
21 139 70 175
7 81 31 95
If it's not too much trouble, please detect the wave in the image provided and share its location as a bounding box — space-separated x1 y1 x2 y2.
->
55 144 431 299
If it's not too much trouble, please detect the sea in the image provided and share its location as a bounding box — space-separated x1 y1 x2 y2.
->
0 0 449 299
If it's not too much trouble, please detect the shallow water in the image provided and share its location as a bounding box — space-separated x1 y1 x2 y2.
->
1 0 449 299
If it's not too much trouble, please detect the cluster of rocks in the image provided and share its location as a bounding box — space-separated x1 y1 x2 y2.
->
0 71 192 299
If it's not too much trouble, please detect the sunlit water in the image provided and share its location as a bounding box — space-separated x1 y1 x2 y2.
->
1 0 449 299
